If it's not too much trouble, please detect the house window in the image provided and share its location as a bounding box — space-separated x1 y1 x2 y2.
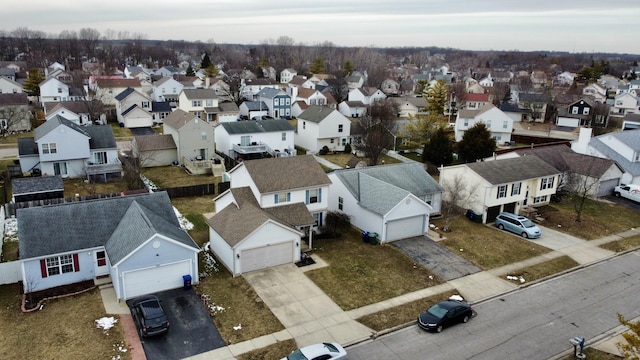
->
282 132 286 141
201 131 207 140
583 108 590 115
142 101 149 108
43 254 77 277
503 120 508 129
274 192 291 204
424 193 433 205
572 106 579 114
53 162 68 176
57 87 62 93
312 212 323 227
330 138 335 144
497 185 507 199
540 176 555 190
96 251 106 267
42 143 57 154
464 119 469 127
306 188 321 204
635 152 640 162
338 196 344 210
511 182 521 196
302 121 306 130
206 99 213 107
93 151 107 165
338 124 343 133
286 98 291 105
533 195 548 204
486 120 492 128
192 100 202 107
240 135 251 146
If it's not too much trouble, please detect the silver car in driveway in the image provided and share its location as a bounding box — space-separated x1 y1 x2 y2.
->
494 212 541 239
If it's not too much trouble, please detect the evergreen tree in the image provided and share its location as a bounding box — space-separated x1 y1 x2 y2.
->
457 123 496 162
423 127 453 166
424 80 449 115
23 68 44 97
185 65 195 76
342 60 354 78
200 52 212 70
308 57 326 75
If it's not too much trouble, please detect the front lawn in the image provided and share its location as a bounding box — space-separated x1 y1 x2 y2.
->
236 339 297 360
600 234 640 253
305 227 444 310
504 256 579 284
433 217 551 270
143 165 218 188
0 284 130 360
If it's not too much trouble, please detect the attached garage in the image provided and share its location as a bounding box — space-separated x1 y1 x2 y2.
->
241 242 294 273
122 260 192 299
596 178 618 197
385 215 426 242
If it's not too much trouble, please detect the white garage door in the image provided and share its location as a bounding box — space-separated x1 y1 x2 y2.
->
386 216 425 242
241 241 293 274
123 260 192 299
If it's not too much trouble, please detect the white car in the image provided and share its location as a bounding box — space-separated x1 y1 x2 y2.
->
614 184 640 203
281 342 347 360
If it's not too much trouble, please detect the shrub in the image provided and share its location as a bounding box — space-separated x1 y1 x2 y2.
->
344 143 352 154
319 145 330 155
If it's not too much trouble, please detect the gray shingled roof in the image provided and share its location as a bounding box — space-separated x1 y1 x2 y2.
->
298 105 335 124
332 163 443 209
34 115 90 141
256 87 283 98
134 134 177 151
514 144 618 178
18 137 38 156
589 129 640 176
18 192 198 260
181 88 217 99
85 125 117 149
242 101 268 111
237 155 332 193
114 87 135 101
163 109 197 130
0 93 28 105
12 176 64 196
220 119 293 135
467 156 561 185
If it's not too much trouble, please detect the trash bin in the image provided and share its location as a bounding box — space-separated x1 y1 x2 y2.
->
466 209 475 221
182 274 192 289
362 231 370 243
369 232 379 245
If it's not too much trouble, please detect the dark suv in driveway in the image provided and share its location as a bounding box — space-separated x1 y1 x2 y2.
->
131 295 170 337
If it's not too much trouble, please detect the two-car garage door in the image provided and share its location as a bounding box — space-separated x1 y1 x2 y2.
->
241 241 294 273
122 260 192 299
386 215 426 242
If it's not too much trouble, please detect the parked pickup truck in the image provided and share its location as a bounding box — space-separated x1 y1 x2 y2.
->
614 184 640 203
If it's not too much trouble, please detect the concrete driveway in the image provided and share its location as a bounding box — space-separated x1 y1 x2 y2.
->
127 287 226 360
390 236 481 281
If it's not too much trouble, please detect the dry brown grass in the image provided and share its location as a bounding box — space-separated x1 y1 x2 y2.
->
171 196 216 246
356 289 459 332
433 217 551 270
305 227 444 310
0 285 131 360
561 347 623 360
63 178 130 198
505 256 579 284
600 234 640 253
537 197 640 240
236 339 297 360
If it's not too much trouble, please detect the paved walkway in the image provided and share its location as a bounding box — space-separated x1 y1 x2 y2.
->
140 225 640 359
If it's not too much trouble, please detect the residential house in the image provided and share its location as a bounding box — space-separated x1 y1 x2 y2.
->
0 68 17 82
114 87 153 128
389 95 427 118
530 70 549 89
556 98 596 127
294 88 328 106
0 93 32 132
256 88 292 119
287 75 315 90
131 134 178 167
381 79 400 96
280 68 297 84
214 102 241 123
582 83 607 103
460 93 491 111
309 73 335 85
466 82 485 94
622 113 640 130
500 103 528 122
338 100 368 118
572 128 640 185
215 119 295 160
517 92 551 122
152 77 183 102
151 101 173 125
162 109 215 165
239 101 269 120
296 105 352 153
454 104 514 144
207 155 330 275
18 191 201 300
240 78 278 100
502 144 623 197
0 76 22 94
478 74 494 88
346 75 365 90
205 78 231 101
555 71 576 86
18 116 121 182
439 156 561 223
44 101 102 126
95 79 144 106
178 88 219 122
347 87 386 105
328 163 443 243
39 78 71 105
610 92 638 116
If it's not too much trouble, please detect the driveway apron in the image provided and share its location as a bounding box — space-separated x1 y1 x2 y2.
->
391 236 482 281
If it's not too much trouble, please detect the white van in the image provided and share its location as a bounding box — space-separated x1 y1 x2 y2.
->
614 184 640 203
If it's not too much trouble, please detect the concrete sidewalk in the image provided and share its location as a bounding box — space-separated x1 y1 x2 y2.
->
171 226 640 359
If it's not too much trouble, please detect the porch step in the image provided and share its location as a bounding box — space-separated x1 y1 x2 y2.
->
94 276 112 288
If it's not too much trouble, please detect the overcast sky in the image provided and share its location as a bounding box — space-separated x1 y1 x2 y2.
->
7 0 640 54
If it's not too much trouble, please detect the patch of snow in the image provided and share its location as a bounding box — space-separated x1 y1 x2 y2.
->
173 207 194 230
449 294 464 301
506 275 526 283
459 248 464 252
3 217 18 241
233 324 242 331
140 175 157 192
96 316 118 331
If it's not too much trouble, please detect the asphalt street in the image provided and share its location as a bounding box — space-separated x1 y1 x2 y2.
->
347 251 640 360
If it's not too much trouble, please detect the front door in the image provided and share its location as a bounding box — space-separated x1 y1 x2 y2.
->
95 250 109 276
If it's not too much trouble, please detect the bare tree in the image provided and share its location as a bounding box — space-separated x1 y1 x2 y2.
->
440 174 479 232
322 211 352 238
562 154 604 222
358 99 399 165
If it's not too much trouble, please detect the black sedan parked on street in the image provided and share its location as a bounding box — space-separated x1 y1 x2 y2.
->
418 300 474 333
131 295 170 337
